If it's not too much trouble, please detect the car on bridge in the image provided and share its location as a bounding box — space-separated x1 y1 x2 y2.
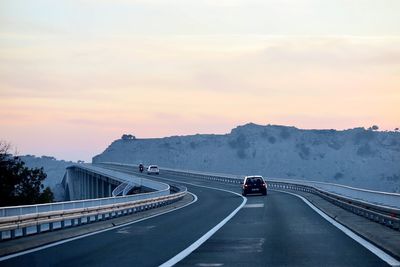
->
241 175 267 196
147 165 160 175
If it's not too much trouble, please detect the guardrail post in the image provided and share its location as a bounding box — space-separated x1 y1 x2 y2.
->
22 227 27 236
49 222 54 231
36 224 41 234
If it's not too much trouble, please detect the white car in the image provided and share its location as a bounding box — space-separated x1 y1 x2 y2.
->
147 165 160 175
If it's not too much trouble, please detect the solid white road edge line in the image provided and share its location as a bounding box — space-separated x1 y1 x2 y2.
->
272 189 400 267
158 179 247 267
0 192 198 262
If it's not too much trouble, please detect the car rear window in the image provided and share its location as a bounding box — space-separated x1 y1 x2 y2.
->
150 166 158 169
246 177 263 184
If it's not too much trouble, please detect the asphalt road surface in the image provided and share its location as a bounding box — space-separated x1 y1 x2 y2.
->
0 165 390 267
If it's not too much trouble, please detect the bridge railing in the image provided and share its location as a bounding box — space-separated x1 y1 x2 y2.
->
0 165 171 218
138 165 399 231
268 178 400 209
268 181 399 230
0 165 187 241
0 185 187 241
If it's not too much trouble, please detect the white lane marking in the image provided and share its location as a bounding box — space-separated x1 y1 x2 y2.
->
0 192 198 262
196 263 224 266
116 230 130 234
272 189 400 267
243 203 264 208
159 178 247 267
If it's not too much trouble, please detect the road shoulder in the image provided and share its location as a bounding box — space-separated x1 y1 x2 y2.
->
275 189 400 260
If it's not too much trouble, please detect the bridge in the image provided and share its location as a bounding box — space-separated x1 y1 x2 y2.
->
0 163 399 266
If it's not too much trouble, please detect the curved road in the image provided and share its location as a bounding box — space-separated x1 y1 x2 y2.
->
0 165 392 266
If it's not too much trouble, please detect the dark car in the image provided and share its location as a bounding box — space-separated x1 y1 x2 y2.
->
241 176 267 196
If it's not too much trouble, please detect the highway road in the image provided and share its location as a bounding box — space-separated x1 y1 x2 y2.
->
0 165 393 266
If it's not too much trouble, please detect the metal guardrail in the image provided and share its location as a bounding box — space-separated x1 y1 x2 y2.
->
0 164 187 241
0 185 186 241
268 182 400 230
125 164 398 231
268 178 400 209
0 165 171 217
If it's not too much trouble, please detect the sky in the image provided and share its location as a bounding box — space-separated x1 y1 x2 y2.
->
0 0 399 162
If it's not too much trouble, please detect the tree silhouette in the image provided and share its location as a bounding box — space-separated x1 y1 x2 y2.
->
368 125 379 131
0 141 54 206
121 134 136 140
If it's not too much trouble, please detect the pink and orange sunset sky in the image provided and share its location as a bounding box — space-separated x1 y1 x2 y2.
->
1 0 399 162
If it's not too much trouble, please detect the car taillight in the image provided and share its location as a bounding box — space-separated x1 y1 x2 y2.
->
262 183 266 187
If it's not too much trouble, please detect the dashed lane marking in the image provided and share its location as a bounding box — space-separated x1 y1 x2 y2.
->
243 203 264 208
196 263 224 266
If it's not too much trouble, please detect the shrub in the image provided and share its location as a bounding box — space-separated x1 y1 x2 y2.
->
334 172 344 180
279 128 291 139
0 142 54 206
356 143 375 157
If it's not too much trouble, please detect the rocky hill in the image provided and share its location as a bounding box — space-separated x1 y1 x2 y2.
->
93 123 400 193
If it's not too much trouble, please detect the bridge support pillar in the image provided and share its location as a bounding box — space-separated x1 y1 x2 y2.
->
86 172 90 199
108 184 112 197
80 172 84 199
80 171 83 199
93 176 98 198
103 180 108 197
89 175 93 199
99 179 104 198
92 176 96 198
